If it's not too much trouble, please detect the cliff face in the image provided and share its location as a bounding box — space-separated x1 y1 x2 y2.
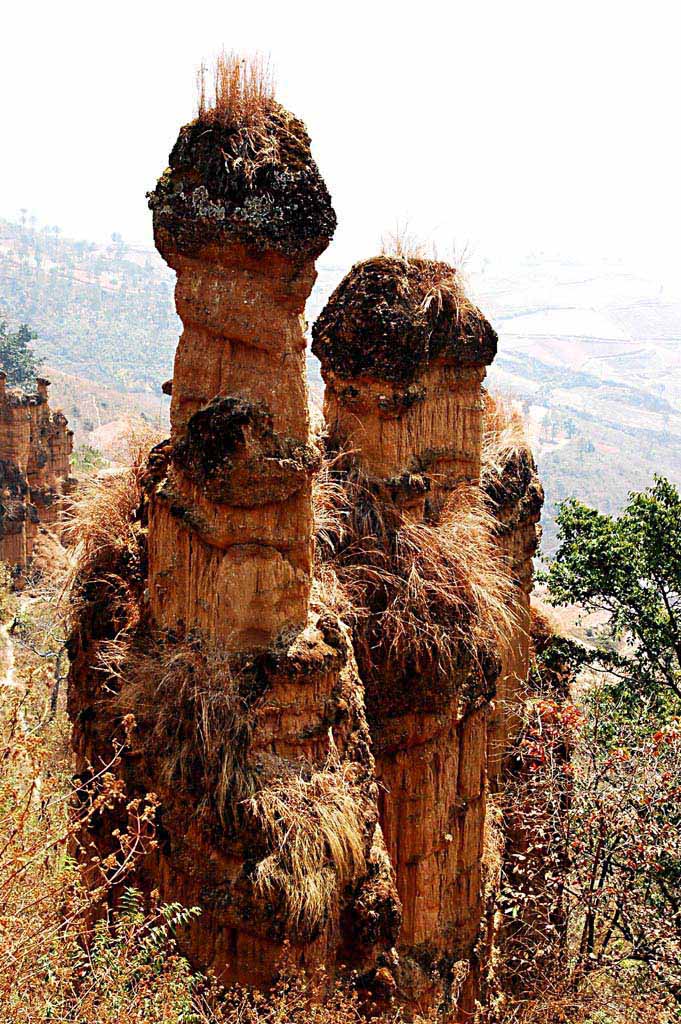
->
0 374 73 572
68 89 543 1019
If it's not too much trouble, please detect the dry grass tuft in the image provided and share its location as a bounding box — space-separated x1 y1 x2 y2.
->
380 224 430 260
312 457 519 681
481 392 532 491
247 752 367 934
417 261 478 330
64 426 160 590
100 636 257 827
379 228 479 330
379 230 478 330
482 794 506 904
196 50 276 127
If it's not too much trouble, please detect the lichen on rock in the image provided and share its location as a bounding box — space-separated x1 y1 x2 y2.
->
148 103 336 261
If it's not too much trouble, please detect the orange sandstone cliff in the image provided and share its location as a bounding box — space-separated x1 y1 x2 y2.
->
0 373 73 573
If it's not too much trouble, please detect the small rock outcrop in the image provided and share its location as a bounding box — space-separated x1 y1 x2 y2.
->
0 374 74 573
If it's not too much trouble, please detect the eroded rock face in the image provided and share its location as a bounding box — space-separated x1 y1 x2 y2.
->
0 374 74 573
313 258 497 519
313 258 542 1014
146 107 335 647
69 99 543 1016
69 100 401 996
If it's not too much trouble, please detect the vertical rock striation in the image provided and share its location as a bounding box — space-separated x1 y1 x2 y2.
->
0 373 73 573
69 89 401 997
313 257 512 1012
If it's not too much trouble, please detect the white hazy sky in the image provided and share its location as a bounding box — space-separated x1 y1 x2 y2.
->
2 0 680 278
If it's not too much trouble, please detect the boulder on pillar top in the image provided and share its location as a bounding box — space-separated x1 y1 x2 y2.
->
312 256 498 510
147 92 336 266
312 256 497 385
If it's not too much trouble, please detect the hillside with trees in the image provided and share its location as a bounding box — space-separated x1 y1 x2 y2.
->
0 216 178 390
3 215 681 550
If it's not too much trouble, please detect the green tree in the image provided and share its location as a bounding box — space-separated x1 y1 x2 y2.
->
0 321 43 388
543 476 681 723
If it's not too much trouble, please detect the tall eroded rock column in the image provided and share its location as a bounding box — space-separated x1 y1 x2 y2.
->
147 103 336 650
313 257 501 1009
65 90 403 992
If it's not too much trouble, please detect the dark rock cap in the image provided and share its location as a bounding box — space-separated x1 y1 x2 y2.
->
172 395 317 507
148 102 336 262
312 256 497 385
482 445 544 519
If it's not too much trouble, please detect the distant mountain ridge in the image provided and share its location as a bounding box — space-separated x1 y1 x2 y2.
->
2 216 679 550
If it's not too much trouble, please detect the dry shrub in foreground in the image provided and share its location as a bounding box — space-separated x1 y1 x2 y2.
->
196 49 275 126
0 663 160 1021
248 753 368 934
313 461 519 681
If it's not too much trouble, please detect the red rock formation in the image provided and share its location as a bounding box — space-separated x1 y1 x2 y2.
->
69 91 401 997
0 373 74 573
312 258 543 1013
68 77 544 1019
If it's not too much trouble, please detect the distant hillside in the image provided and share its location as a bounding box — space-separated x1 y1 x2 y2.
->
0 217 178 390
473 253 681 549
2 216 679 551
44 367 168 447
